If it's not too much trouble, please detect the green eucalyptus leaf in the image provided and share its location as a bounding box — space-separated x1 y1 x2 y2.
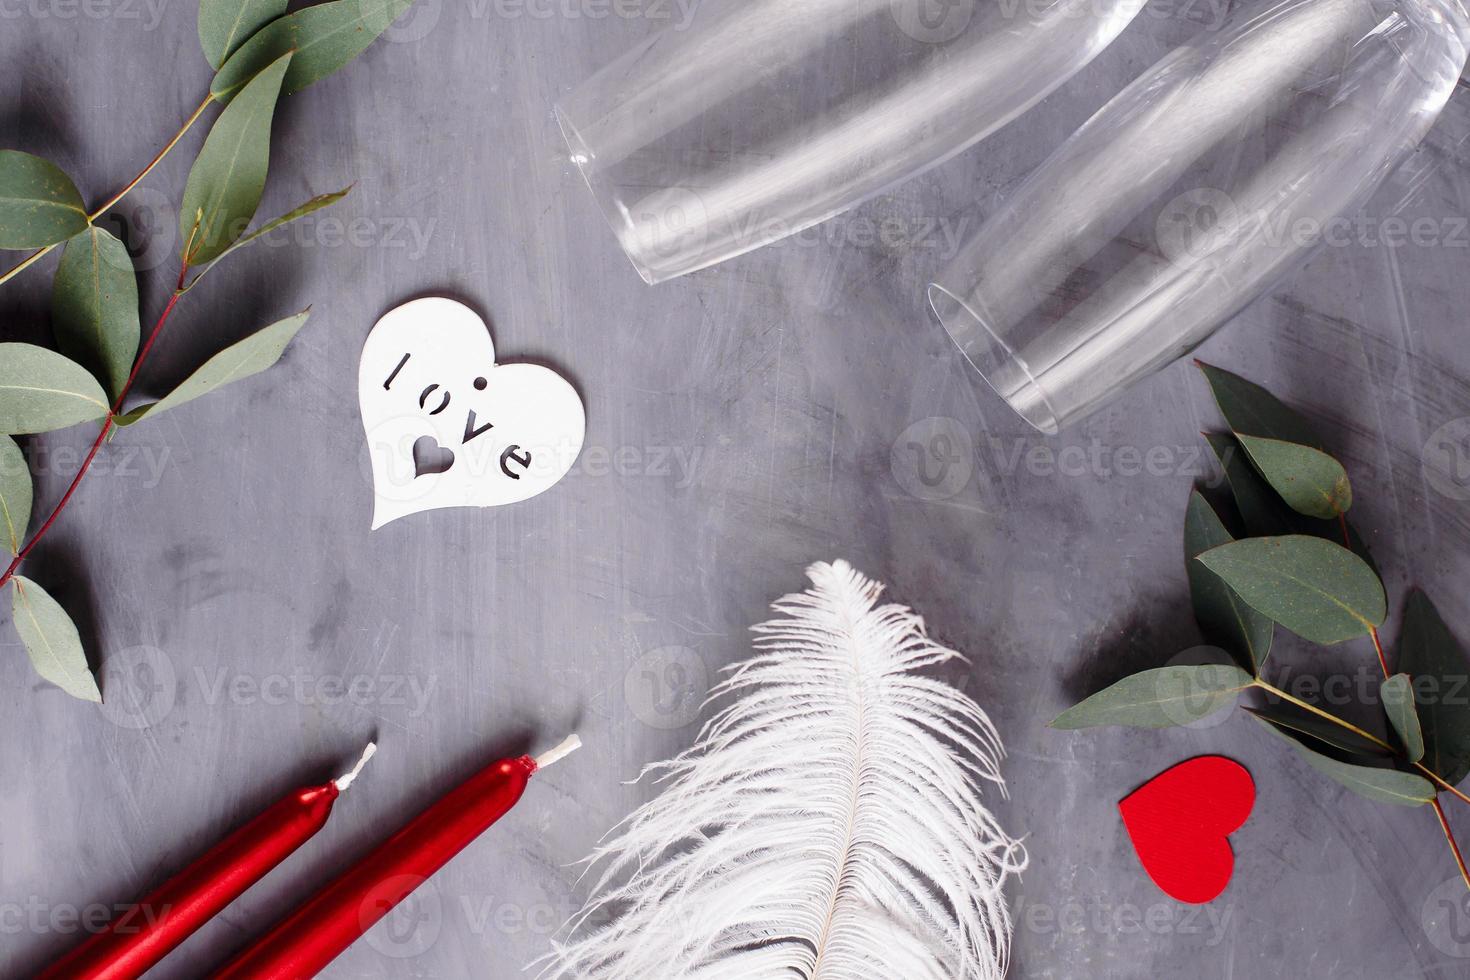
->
11 575 100 702
117 310 310 425
199 0 290 69
0 343 110 434
1237 434 1352 519
1206 431 1379 572
1255 715 1434 806
1206 432 1293 537
52 226 140 399
183 186 352 292
1397 590 1470 786
1243 704 1393 757
0 151 89 250
1050 664 1253 730
1185 490 1273 673
1197 361 1323 448
180 52 293 265
0 435 32 556
1381 674 1425 763
212 0 414 104
1197 535 1386 644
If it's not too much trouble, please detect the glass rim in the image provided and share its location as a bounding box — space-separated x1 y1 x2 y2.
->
554 103 661 286
927 281 1060 435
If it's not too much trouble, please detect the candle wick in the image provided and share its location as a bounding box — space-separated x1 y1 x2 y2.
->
334 742 378 792
534 734 582 770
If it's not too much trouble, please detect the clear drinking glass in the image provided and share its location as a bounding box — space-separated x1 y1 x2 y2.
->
556 0 1148 284
930 0 1470 433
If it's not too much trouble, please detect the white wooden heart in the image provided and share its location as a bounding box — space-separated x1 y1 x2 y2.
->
359 297 585 529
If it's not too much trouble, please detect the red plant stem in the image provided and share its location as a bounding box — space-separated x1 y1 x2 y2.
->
0 96 213 290
1339 515 1470 889
1367 624 1390 678
1435 799 1470 891
0 263 189 590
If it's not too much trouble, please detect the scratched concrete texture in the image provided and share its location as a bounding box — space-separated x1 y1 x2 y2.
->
4 1 1470 977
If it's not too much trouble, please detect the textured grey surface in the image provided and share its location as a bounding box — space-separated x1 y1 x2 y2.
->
4 2 1470 978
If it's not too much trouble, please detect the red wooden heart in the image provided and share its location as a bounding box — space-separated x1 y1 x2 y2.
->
1119 756 1254 904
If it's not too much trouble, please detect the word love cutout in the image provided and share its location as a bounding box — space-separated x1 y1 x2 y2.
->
359 298 585 529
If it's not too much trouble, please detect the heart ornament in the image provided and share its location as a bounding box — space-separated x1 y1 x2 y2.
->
1118 756 1255 904
359 297 585 529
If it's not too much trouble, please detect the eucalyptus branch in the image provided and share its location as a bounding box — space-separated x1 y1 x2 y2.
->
0 97 214 290
180 186 353 295
1422 769 1470 808
0 264 190 592
1252 678 1470 808
1329 510 1470 880
0 0 415 702
1252 679 1391 750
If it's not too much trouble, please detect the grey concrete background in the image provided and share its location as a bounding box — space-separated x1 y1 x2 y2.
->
4 1 1470 977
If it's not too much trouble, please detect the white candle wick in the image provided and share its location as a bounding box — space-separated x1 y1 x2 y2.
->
535 734 582 770
334 742 378 792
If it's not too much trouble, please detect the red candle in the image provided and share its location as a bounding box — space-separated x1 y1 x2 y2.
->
214 734 581 979
39 744 377 980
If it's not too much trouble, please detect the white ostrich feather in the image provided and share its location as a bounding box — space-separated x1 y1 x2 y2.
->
541 560 1027 980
